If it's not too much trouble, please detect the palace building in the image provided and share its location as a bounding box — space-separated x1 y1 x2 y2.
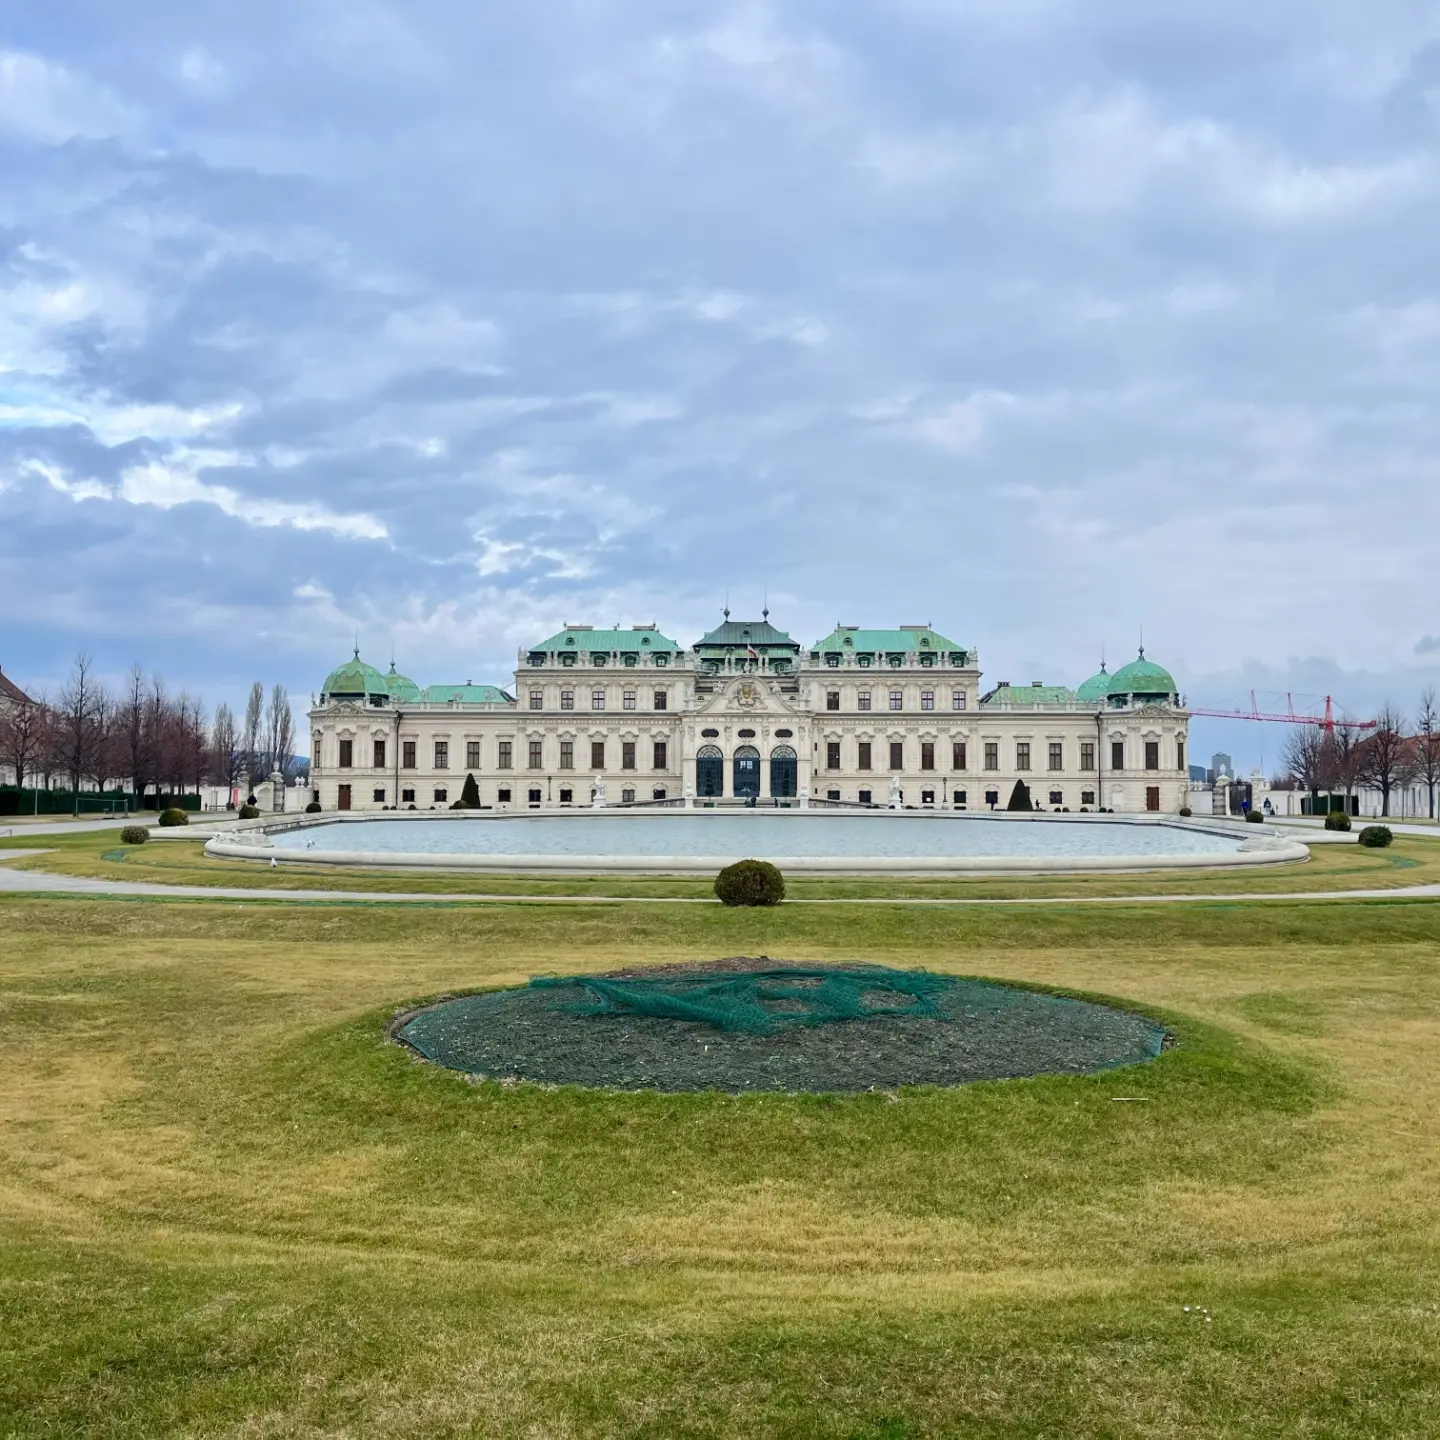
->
307 613 1190 815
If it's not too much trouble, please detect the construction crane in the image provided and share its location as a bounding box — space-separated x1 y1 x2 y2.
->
1187 693 1376 732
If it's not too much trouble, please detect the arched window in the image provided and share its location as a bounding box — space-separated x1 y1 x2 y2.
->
733 744 761 799
696 744 723 798
769 745 797 798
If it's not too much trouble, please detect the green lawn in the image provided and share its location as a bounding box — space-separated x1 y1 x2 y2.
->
3 892 1440 1435
6 824 1440 901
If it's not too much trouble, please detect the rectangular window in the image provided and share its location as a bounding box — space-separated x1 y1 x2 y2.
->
528 740 543 769
952 690 967 711
434 741 449 770
889 690 903 711
1016 742 1031 771
338 739 353 769
623 690 636 711
529 788 542 805
529 690 543 710
591 740 605 770
889 740 904 770
434 788 448 804
826 690 840 711
858 690 871 711
858 742 872 771
827 741 841 770
560 740 574 770
402 787 415 803
313 737 322 765
1081 789 1095 806
1049 790 1063 806
920 742 935 771
497 787 511 802
402 740 416 769
560 690 574 711
1111 740 1125 771
953 741 967 770
622 741 636 770
921 789 935 804
654 690 667 711
652 787 666 800
858 788 872 804
1081 741 1095 771
591 689 605 711
464 741 479 769
1177 738 1186 772
825 653 840 667
1048 742 1063 771
498 741 513 770
621 787 635 803
373 788 385 803
653 741 667 770
373 739 386 769
984 742 998 771
953 789 967 806
1145 741 1160 771
921 690 934 711
559 787 573 803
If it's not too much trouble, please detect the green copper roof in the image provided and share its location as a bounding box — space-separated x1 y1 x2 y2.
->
321 651 390 698
695 616 799 652
531 625 679 654
1075 664 1111 703
419 683 513 705
980 682 1077 707
1106 649 1178 699
384 661 422 702
811 625 968 656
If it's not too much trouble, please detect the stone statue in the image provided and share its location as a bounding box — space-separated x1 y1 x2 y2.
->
591 775 606 809
889 775 902 809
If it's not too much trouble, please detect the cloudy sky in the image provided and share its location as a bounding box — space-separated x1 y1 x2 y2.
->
3 1 1439 765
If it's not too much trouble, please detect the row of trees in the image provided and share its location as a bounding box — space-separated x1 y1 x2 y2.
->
1282 689 1440 818
0 655 304 813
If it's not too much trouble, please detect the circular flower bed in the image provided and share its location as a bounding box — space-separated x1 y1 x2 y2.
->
394 958 1168 1093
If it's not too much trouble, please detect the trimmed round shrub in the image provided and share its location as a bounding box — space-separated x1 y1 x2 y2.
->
119 826 149 845
1245 810 1264 823
1358 825 1393 848
305 800 322 814
1178 806 1192 817
157 808 189 827
1324 810 1352 832
714 859 785 907
238 803 261 820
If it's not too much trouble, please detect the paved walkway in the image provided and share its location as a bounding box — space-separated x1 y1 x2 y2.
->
2 851 1438 907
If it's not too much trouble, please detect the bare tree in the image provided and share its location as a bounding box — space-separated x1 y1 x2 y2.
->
0 686 48 791
1281 724 1333 810
51 654 109 815
264 684 293 780
1358 702 1409 817
1332 722 1361 814
211 703 242 803
242 681 264 796
1415 687 1440 821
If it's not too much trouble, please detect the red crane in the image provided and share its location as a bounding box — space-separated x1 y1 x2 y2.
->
1186 693 1376 731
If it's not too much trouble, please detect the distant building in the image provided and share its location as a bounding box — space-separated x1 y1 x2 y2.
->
1209 751 1233 784
307 616 1192 815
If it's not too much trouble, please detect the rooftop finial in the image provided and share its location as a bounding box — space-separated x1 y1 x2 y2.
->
723 588 730 621
762 586 768 621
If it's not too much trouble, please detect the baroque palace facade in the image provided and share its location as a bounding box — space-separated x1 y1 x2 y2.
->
308 614 1190 815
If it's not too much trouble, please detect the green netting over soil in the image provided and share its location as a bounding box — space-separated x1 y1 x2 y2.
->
395 959 1168 1093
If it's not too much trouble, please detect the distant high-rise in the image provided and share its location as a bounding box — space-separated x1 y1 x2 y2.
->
1210 752 1233 783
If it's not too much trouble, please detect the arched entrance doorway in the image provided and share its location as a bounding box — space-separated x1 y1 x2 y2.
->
769 745 797 798
733 745 761 800
696 745 723 798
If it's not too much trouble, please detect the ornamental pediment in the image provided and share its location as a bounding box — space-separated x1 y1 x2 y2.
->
696 677 803 718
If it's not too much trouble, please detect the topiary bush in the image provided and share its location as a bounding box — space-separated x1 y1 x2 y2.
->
1358 825 1393 848
714 859 785 907
120 826 149 845
305 800 321 813
1324 810 1352 832
1005 779 1033 812
460 772 481 809
238 803 260 820
1245 810 1264 823
158 808 189 827
1178 806 1192 817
